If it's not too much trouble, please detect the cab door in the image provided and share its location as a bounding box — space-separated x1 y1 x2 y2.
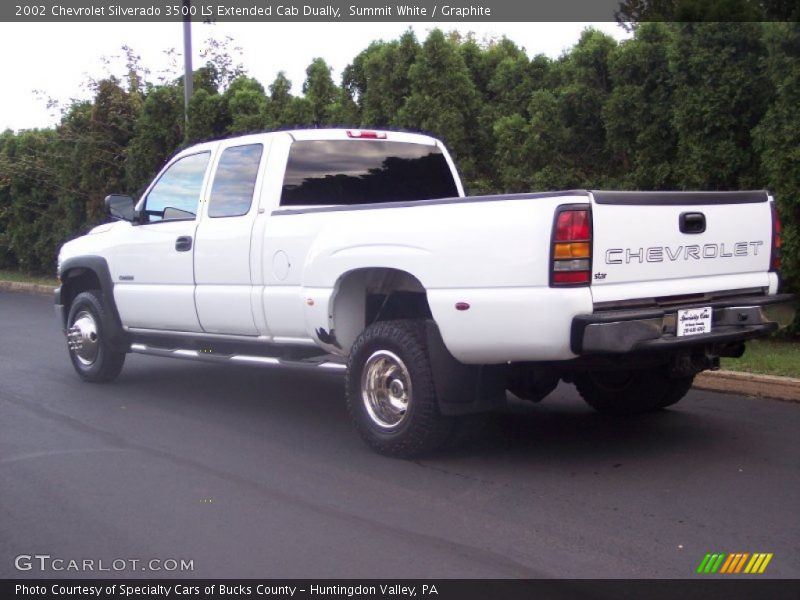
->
193 140 267 335
111 150 213 332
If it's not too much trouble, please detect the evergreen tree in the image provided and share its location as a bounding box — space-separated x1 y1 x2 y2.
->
79 77 140 221
398 30 479 181
303 58 338 126
754 23 800 308
328 88 360 126
265 72 294 128
604 22 677 188
282 97 316 127
513 29 619 190
125 85 184 194
669 22 768 189
224 76 268 134
186 88 229 142
344 31 419 127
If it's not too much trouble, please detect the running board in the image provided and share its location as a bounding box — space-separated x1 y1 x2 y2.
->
129 343 347 371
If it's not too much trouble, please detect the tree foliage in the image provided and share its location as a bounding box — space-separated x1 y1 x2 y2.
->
396 29 479 182
669 22 768 189
1 24 799 332
753 23 800 305
604 22 677 189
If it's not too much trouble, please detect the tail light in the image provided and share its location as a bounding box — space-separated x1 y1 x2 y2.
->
770 201 781 273
550 205 592 286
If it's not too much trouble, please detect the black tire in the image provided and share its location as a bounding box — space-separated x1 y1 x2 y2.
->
66 290 126 383
345 320 451 457
656 374 695 409
574 367 689 415
507 365 559 403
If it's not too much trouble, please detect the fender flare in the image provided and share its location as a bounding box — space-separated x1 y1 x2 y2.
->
58 256 130 351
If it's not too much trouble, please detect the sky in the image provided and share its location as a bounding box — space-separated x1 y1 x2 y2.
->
0 21 629 132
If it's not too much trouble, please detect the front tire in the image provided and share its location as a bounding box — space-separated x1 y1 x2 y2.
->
66 290 126 383
574 367 692 415
346 320 451 457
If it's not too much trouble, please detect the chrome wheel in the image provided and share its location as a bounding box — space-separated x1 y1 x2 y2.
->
361 350 412 429
346 320 452 456
67 310 99 366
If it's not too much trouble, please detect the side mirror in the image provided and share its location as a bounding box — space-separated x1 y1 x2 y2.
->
104 194 136 222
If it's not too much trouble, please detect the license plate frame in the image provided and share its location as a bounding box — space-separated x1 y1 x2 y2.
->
677 307 713 337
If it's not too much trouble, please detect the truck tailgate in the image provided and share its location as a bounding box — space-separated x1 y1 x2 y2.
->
590 191 773 303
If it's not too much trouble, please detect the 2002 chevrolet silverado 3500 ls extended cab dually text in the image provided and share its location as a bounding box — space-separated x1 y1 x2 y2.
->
55 129 796 456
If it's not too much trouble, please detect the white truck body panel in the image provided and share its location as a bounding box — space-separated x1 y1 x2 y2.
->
194 137 272 335
57 129 783 365
272 193 591 361
591 200 771 299
109 219 202 332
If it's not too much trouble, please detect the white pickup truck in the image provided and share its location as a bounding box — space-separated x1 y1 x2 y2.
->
55 128 795 456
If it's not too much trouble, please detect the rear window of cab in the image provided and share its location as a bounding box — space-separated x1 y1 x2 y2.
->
280 140 459 206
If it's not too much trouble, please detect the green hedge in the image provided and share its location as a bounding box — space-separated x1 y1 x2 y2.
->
1 24 798 333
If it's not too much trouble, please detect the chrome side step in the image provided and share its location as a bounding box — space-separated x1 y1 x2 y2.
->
129 343 347 371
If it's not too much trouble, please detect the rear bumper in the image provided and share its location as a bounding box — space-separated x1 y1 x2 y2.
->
571 293 795 355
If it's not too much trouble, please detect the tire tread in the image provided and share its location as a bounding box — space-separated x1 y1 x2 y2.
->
345 320 450 457
67 290 126 383
574 367 692 415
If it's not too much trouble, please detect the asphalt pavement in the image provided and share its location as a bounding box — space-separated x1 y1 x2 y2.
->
1 291 798 578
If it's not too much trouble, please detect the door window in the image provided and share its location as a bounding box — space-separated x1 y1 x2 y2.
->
208 144 264 218
144 152 211 222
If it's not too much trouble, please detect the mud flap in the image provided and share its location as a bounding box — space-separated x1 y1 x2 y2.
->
424 320 508 415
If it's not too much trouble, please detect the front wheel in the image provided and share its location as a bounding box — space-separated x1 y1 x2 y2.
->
66 290 126 383
345 320 451 457
574 367 693 415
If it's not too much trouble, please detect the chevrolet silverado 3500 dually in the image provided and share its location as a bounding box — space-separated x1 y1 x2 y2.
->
55 129 795 456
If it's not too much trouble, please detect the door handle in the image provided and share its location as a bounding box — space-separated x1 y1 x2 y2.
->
175 236 193 252
679 212 706 234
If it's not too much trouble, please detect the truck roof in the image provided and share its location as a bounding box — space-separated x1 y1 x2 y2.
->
178 128 441 158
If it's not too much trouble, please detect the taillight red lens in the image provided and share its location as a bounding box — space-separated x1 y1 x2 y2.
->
550 206 592 287
555 210 590 241
553 271 590 284
771 202 781 272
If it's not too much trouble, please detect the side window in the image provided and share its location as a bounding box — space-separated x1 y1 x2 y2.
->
144 152 210 222
208 144 263 218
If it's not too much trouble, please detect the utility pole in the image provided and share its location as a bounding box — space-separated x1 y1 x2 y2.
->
182 0 193 124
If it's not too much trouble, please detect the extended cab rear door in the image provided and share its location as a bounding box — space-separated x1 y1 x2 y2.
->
193 137 270 335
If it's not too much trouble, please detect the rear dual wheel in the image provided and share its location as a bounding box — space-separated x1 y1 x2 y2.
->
507 364 559 403
574 367 694 415
345 320 452 457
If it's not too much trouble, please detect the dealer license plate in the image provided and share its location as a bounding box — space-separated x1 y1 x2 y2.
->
677 307 713 337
